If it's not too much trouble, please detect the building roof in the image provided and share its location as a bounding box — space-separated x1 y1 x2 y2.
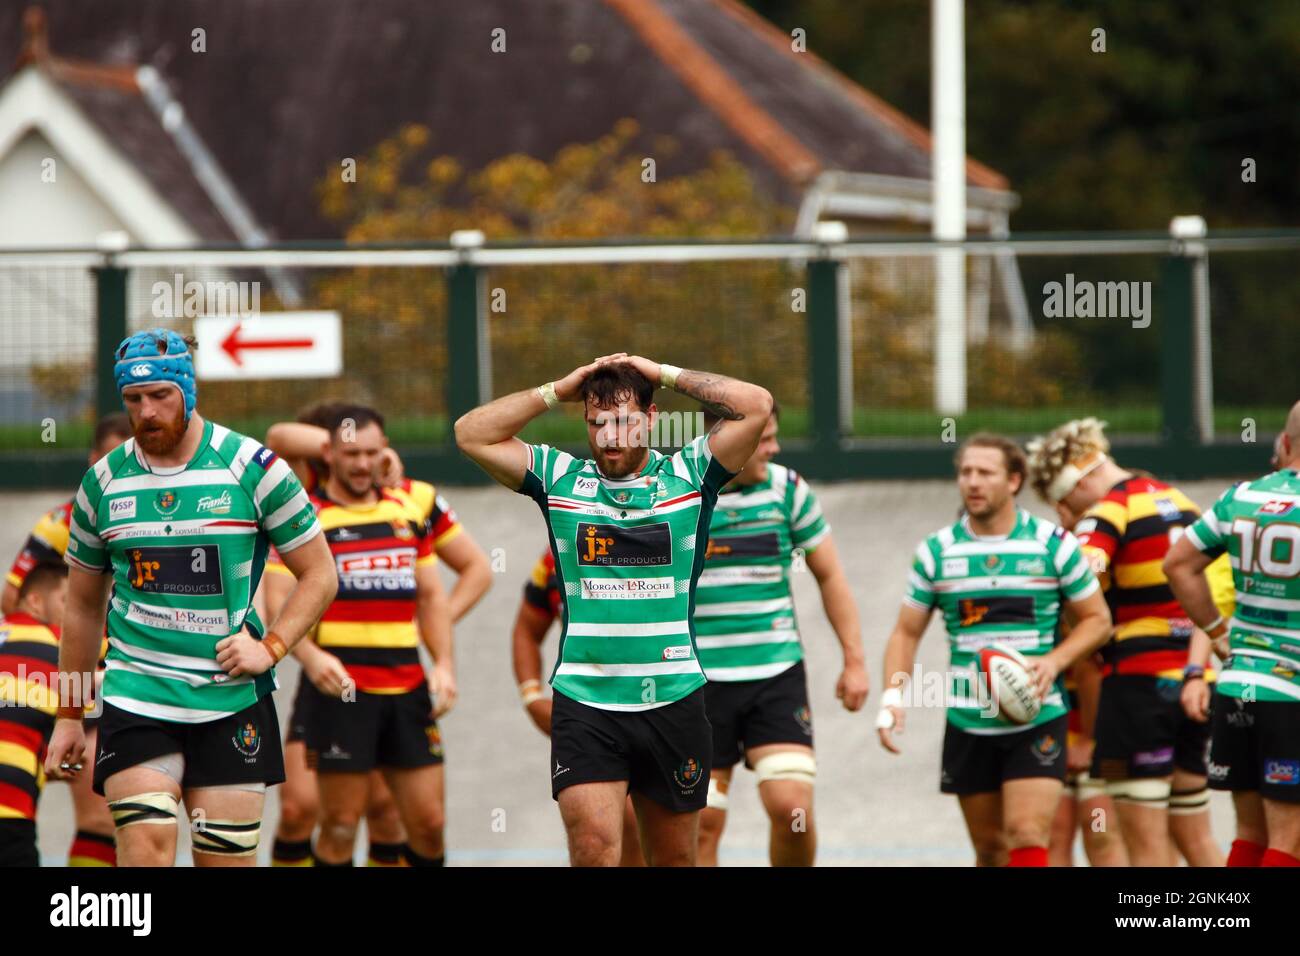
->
1 0 1012 242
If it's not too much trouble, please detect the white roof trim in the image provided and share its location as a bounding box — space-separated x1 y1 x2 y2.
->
0 66 200 245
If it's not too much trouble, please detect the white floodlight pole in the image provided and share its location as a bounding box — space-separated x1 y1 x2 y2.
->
932 0 966 415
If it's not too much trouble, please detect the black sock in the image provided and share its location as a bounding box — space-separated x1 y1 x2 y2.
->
401 844 445 867
368 840 405 866
272 838 313 866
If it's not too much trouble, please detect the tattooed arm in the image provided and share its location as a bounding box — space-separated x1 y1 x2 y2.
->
620 356 773 473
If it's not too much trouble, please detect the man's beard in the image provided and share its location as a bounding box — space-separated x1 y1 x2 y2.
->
592 446 646 479
134 411 187 456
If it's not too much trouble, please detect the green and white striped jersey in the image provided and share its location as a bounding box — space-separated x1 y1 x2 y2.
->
903 510 1099 733
694 464 829 681
517 434 734 711
64 420 321 723
1185 469 1300 703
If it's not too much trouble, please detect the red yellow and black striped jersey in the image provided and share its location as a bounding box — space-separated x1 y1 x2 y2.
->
1074 476 1232 678
6 500 72 591
0 612 61 821
268 484 438 694
522 550 563 622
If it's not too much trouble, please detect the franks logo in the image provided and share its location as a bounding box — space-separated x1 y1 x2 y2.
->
232 722 261 757
673 757 704 791
153 490 180 516
960 599 990 627
196 490 232 515
576 522 671 566
1258 500 1295 516
794 705 813 735
1033 733 1062 765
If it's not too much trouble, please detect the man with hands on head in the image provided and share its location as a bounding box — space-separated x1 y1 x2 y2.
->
456 353 772 866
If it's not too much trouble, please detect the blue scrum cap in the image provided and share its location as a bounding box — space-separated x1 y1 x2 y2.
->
113 328 197 421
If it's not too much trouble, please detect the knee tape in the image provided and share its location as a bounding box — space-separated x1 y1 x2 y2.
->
1072 773 1108 802
706 776 730 811
1108 777 1172 808
1169 786 1211 816
753 752 816 787
109 791 179 829
191 818 262 857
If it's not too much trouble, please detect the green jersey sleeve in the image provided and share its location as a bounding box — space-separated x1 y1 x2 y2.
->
248 449 320 553
517 443 585 504
787 470 830 551
672 434 735 500
1184 483 1238 558
903 538 938 611
1051 527 1100 601
65 466 108 573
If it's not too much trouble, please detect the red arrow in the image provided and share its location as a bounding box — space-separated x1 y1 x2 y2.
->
220 322 315 366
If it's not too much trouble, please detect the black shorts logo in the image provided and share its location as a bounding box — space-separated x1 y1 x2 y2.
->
705 531 780 560
673 756 704 792
577 522 671 567
794 705 813 735
232 721 261 758
1032 732 1062 766
127 545 223 595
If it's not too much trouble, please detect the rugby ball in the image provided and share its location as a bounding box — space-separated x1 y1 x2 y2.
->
978 643 1042 724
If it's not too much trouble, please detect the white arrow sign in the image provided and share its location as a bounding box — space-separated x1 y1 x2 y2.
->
195 313 342 380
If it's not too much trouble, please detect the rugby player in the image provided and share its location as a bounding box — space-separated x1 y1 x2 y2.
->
693 404 869 867
3 413 131 867
877 434 1112 867
1026 419 1227 866
456 354 772 866
43 328 338 867
514 549 645 866
0 563 69 866
1044 500 1127 867
263 406 490 866
272 405 455 867
1164 401 1300 867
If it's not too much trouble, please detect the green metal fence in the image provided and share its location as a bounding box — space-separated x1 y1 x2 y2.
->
0 232 1294 490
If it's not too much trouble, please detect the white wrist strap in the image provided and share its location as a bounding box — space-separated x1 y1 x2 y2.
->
659 364 683 389
536 382 560 409
876 686 904 729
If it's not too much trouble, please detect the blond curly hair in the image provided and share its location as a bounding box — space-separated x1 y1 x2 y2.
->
1025 417 1110 504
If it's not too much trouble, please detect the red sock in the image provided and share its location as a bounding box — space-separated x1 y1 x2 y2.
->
1227 839 1266 867
1008 846 1048 867
1261 848 1300 867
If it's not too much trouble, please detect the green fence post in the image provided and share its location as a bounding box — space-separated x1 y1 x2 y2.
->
1159 253 1196 471
806 256 842 461
446 260 485 437
95 264 128 418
